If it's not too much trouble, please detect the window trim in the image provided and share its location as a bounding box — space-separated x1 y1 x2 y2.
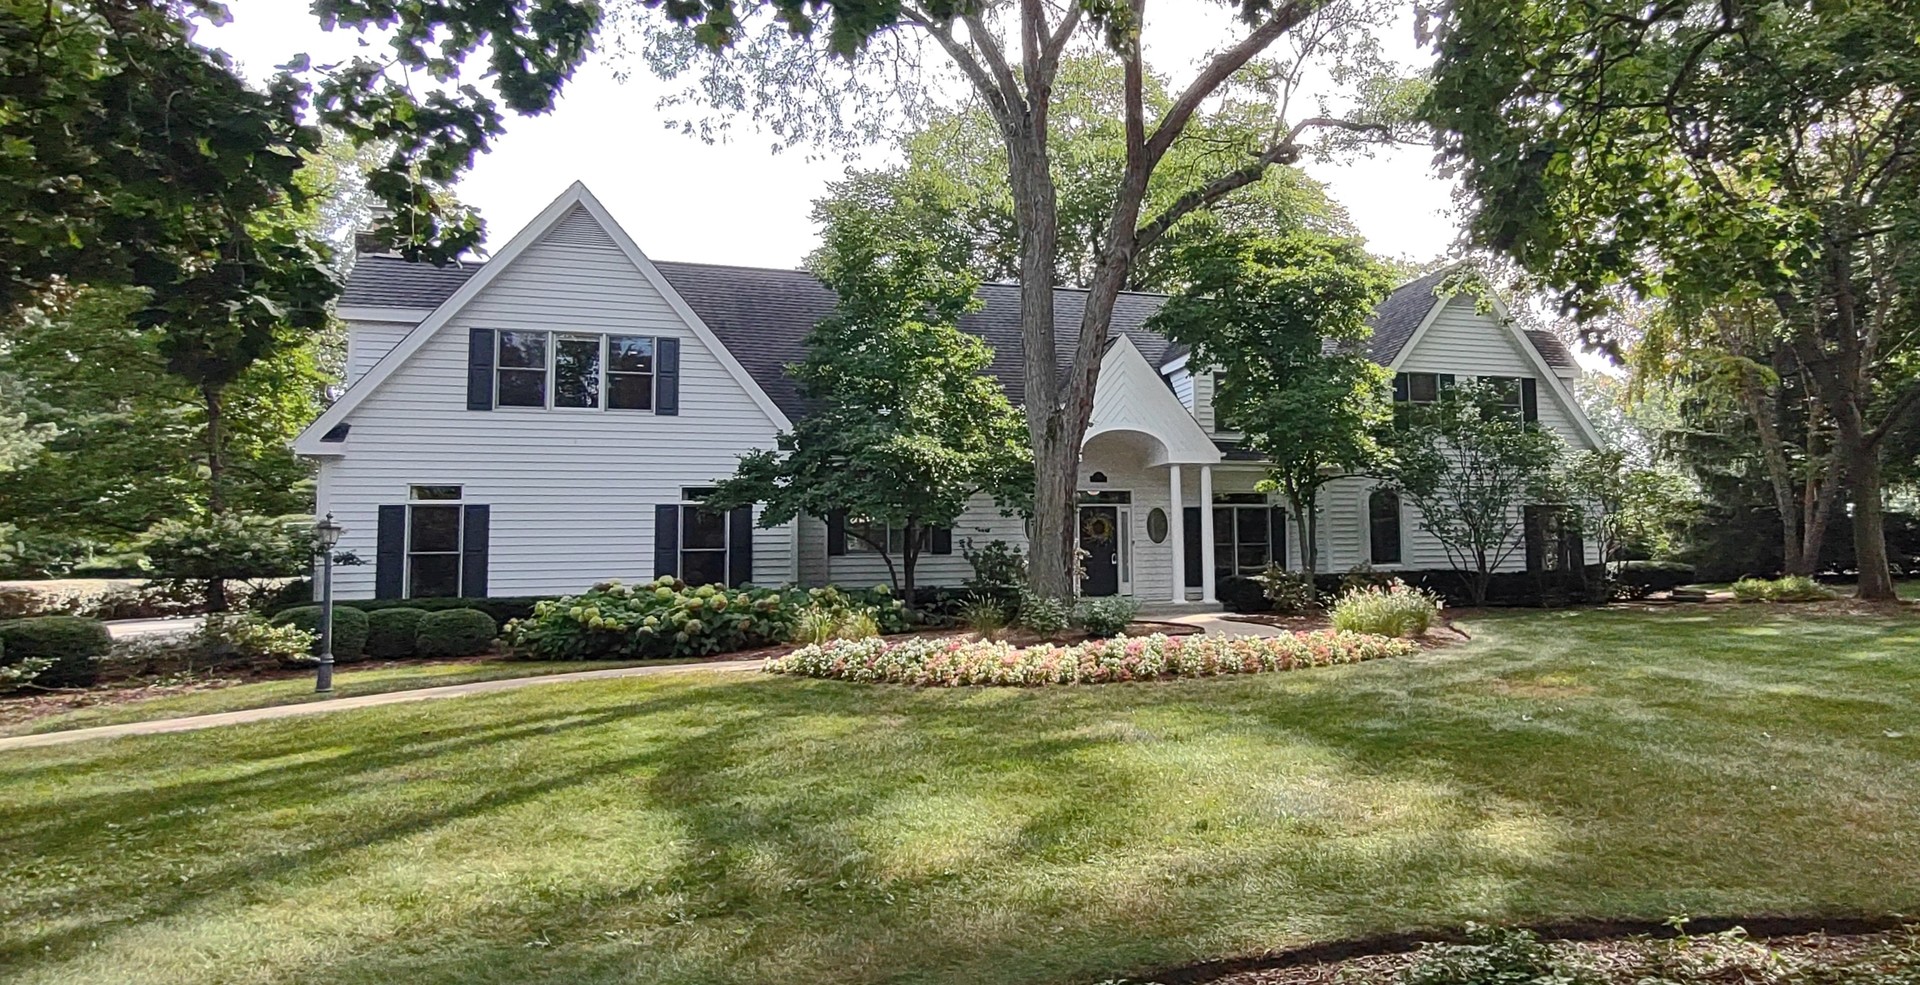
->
405 485 464 598
493 331 662 413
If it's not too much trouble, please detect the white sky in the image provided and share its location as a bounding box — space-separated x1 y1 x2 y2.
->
202 1 1460 270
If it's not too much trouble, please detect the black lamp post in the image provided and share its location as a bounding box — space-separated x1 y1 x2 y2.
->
314 513 343 694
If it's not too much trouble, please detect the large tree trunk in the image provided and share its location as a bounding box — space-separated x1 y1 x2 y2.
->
1840 415 1896 600
1007 128 1076 600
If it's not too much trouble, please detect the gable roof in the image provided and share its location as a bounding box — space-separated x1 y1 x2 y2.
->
332 222 1579 424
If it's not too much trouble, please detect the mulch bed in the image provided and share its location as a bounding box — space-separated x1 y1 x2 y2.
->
1137 917 1916 985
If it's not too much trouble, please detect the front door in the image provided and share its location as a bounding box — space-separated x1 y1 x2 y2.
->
1080 505 1121 596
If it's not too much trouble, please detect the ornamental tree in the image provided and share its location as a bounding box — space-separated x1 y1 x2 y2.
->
304 0 1421 598
1386 380 1567 606
1149 231 1395 575
1423 0 1920 599
705 196 1030 606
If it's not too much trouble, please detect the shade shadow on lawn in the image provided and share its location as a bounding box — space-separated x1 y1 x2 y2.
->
1 606 1917 985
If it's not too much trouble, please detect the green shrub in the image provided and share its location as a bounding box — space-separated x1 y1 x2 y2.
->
268 595 554 625
415 608 498 658
1216 575 1271 613
1613 560 1698 600
959 595 1008 637
363 607 428 660
107 612 317 674
1330 580 1442 638
1397 924 1598 985
507 578 791 660
0 616 112 689
269 605 369 659
767 630 1417 686
1732 574 1837 603
1254 564 1319 613
1075 596 1139 638
961 540 1027 614
1014 589 1071 638
789 600 881 645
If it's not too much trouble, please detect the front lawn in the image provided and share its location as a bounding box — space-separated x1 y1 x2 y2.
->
1 606 1917 985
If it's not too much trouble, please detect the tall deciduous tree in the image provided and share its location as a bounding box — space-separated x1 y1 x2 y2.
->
307 0 1420 597
1149 231 1394 574
705 196 1030 605
1424 0 1920 599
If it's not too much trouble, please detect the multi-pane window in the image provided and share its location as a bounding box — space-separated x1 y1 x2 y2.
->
679 488 728 586
1212 494 1272 578
1395 372 1441 404
496 332 548 407
1369 488 1402 565
846 518 929 555
607 336 655 410
1481 376 1525 420
496 332 658 411
407 485 463 597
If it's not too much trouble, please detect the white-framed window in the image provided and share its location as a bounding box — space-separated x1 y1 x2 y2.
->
845 518 930 555
496 332 659 411
1212 493 1272 578
407 485 464 597
679 487 729 586
1480 375 1526 420
1395 372 1442 405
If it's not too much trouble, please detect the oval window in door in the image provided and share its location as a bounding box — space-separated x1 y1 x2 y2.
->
1146 507 1169 544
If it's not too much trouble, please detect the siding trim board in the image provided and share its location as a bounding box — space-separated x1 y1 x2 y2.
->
293 182 791 455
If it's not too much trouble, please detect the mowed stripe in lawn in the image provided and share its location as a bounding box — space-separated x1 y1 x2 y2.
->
1 606 1916 985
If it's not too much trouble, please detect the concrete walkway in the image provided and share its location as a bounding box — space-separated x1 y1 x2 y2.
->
1163 612 1289 638
0 658 764 753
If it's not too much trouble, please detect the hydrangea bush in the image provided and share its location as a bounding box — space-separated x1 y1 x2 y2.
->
505 578 909 660
765 630 1416 687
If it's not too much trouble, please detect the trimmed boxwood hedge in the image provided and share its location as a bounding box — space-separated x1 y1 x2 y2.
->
0 616 112 688
363 607 427 660
269 605 370 661
267 596 550 625
415 608 497 658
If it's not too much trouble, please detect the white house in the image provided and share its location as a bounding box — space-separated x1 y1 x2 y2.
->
294 182 1604 604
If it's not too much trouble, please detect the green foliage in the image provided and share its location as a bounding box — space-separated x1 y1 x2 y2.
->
1397 924 1598 985
1254 564 1321 614
766 630 1418 687
363 608 428 660
1074 597 1139 638
1614 561 1699 600
1216 576 1272 614
270 606 369 660
0 615 111 689
1330 581 1443 639
1732 576 1837 604
309 596 552 626
1387 379 1570 605
788 589 886 646
958 596 1009 638
1013 590 1071 639
505 578 908 661
1152 231 1395 572
140 515 313 582
705 199 1030 602
414 609 498 659
961 540 1027 615
159 613 318 672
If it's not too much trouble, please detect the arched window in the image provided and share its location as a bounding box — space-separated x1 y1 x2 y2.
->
1369 489 1402 565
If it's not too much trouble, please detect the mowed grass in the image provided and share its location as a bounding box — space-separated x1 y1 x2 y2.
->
0 660 659 737
2 607 1917 985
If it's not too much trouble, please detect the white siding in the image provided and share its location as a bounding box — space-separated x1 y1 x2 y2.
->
1166 366 1195 410
343 321 411 387
317 205 791 599
1395 298 1592 449
802 495 1028 589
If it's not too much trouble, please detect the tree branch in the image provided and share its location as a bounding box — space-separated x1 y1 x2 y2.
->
901 8 1019 140
1143 0 1321 169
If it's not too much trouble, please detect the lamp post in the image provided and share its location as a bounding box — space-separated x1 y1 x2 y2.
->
313 513 343 694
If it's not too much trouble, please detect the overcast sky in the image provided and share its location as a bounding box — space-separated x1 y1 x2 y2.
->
203 2 1461 271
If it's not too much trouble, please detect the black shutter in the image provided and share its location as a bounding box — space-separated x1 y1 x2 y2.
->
656 337 680 416
1392 373 1409 402
375 505 406 599
826 509 848 556
654 504 680 578
1183 506 1202 588
727 506 754 587
460 504 489 598
1521 377 1540 423
1438 373 1456 396
1269 506 1288 569
467 329 495 411
930 525 953 555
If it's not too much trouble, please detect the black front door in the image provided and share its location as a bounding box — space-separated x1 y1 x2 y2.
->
1080 505 1120 596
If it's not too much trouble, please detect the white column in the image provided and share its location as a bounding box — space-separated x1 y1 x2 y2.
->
1167 465 1185 603
1199 465 1217 604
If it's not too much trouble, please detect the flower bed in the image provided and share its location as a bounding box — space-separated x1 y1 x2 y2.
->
764 630 1416 687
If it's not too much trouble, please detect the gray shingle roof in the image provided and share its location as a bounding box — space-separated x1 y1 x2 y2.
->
337 253 1572 420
